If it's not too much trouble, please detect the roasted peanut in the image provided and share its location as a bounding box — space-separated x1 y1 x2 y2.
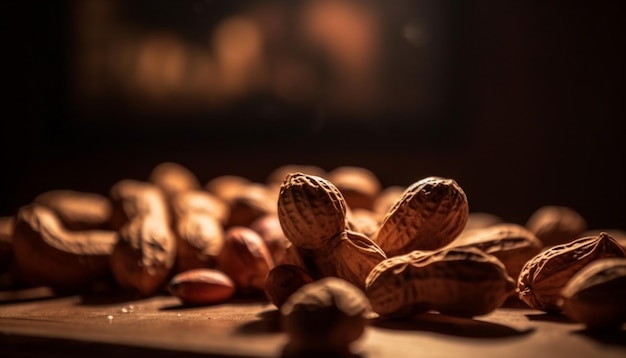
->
109 180 177 296
374 176 469 256
277 173 348 250
281 277 375 357
34 190 112 230
170 190 226 273
148 161 201 200
525 205 588 247
0 216 14 273
168 268 236 306
558 258 626 329
365 247 515 318
446 223 543 280
264 264 315 308
225 182 276 228
463 212 503 232
12 204 116 289
217 226 274 296
517 232 626 312
205 174 251 204
249 214 291 265
266 164 327 187
346 208 380 238
328 166 381 211
311 230 386 291
372 185 405 219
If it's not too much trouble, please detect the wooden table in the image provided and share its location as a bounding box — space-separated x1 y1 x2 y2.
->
1 286 624 358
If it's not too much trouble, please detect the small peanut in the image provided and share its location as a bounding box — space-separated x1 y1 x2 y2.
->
34 190 112 230
327 166 381 211
558 258 626 329
525 205 588 247
517 232 626 312
264 264 314 308
168 268 236 306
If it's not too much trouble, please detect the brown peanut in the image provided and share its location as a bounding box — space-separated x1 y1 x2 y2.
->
281 277 374 356
217 226 274 296
372 185 405 219
264 264 315 308
205 175 251 204
225 183 276 228
525 205 588 247
109 180 177 296
328 166 381 211
12 204 116 289
170 190 226 273
446 223 543 280
374 176 469 256
34 190 113 230
365 247 515 318
311 230 386 291
0 216 15 273
463 212 503 231
277 173 347 250
249 214 291 265
346 208 380 238
148 161 201 200
558 258 626 329
168 268 236 306
517 232 626 312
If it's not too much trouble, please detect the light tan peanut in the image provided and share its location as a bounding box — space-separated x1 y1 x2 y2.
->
264 264 315 308
372 185 405 219
249 214 291 265
346 208 380 238
217 226 274 296
558 258 626 329
226 183 276 228
0 216 15 273
205 174 251 204
34 190 112 230
446 223 543 280
374 176 469 256
517 232 626 312
173 212 224 274
281 277 375 357
311 230 386 291
328 166 381 211
525 205 588 247
170 190 226 273
12 204 116 289
365 247 515 318
170 190 229 226
168 268 236 306
148 161 201 199
277 172 347 250
109 180 177 296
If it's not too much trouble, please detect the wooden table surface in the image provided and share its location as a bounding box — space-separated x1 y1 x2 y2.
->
1 286 624 358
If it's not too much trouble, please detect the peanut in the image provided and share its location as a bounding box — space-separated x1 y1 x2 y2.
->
109 180 177 296
517 232 626 312
168 268 236 306
0 216 15 273
277 173 347 250
327 166 381 211
170 190 229 226
525 205 588 247
558 258 626 329
225 183 276 228
365 247 515 318
463 212 503 232
148 161 201 200
281 277 374 357
217 226 274 296
346 208 380 238
372 185 405 219
374 176 469 256
205 174 251 204
446 223 543 280
34 190 112 230
311 230 386 291
264 264 314 308
249 214 291 265
12 204 116 289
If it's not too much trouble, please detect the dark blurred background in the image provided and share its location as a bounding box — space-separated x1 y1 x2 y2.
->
2 0 624 228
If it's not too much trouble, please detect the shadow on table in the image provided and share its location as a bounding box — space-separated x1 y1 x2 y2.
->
373 311 535 339
572 327 626 348
524 312 574 324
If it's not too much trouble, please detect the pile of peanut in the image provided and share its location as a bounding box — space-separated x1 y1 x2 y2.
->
1 162 625 349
